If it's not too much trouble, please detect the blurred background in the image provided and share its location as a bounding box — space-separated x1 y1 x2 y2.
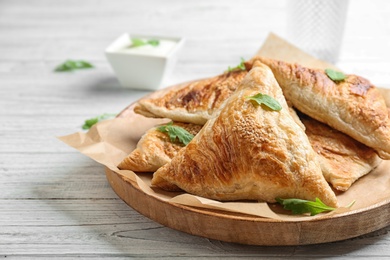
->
0 0 389 133
1 0 389 83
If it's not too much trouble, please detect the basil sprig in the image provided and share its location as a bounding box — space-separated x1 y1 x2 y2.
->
276 198 336 216
82 113 117 130
325 68 346 82
247 93 282 111
157 122 194 146
226 57 246 72
130 38 160 48
55 60 94 72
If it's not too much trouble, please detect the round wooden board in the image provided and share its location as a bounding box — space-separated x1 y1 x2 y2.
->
105 84 390 246
106 166 390 246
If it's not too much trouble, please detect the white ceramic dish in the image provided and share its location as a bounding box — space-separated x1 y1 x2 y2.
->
105 33 185 90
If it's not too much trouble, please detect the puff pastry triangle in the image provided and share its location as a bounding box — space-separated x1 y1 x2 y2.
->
134 70 248 124
299 113 382 191
152 61 338 207
247 56 390 159
117 122 202 172
120 114 380 191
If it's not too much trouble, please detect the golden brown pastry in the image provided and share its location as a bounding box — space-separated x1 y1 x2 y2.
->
119 109 380 190
122 108 380 190
134 70 248 124
152 61 338 207
246 56 390 159
118 122 202 172
300 113 382 191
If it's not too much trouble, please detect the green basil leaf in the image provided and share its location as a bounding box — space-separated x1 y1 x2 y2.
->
157 122 194 146
147 39 160 46
247 93 282 111
325 68 346 81
131 38 147 47
276 198 336 216
226 57 246 72
82 113 117 130
82 118 99 130
55 60 94 72
131 38 160 48
73 60 93 69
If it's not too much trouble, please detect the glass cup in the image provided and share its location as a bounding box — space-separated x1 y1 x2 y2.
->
287 0 349 64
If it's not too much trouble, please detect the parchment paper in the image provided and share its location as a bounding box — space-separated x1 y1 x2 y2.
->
59 33 390 221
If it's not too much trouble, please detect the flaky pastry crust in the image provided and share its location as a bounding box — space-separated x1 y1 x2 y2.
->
300 113 382 191
118 122 202 172
152 61 338 207
247 56 390 159
134 70 248 124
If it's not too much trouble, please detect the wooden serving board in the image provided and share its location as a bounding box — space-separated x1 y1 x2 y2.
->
105 86 390 246
105 166 390 246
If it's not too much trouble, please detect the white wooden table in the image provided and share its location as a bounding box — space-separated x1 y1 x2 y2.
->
1 0 390 258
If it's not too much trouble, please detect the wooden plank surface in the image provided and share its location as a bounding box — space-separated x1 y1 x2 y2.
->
1 0 390 258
